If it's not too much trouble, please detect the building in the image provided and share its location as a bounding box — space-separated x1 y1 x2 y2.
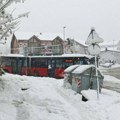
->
99 49 120 64
11 32 87 56
65 38 87 54
98 39 120 64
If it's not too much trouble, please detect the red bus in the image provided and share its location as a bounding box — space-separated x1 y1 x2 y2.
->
1 54 94 78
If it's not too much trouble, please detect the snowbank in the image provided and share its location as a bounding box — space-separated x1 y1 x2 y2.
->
0 73 120 120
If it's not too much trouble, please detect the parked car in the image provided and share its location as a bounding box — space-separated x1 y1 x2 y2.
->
99 62 114 68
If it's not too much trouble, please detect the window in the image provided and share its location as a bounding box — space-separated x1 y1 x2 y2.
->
31 59 47 68
1 58 11 66
74 58 81 64
56 59 63 68
63 58 74 68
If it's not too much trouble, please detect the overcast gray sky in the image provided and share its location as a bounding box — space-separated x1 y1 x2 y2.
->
12 0 120 44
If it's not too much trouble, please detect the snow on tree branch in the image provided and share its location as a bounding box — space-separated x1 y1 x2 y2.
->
0 0 29 44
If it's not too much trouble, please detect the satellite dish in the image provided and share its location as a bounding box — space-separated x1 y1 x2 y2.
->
88 44 101 55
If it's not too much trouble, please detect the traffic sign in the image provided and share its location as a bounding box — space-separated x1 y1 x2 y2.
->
88 43 101 55
85 27 103 45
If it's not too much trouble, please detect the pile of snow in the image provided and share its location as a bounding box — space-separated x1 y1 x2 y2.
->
81 90 98 100
0 73 120 120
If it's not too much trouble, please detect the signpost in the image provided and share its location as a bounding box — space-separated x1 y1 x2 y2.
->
88 43 100 100
85 27 104 100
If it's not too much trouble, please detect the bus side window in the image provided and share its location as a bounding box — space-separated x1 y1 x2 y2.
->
31 59 35 67
63 59 74 68
37 59 47 68
51 60 55 68
56 60 62 68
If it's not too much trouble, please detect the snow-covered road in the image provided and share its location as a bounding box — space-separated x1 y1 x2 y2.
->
103 75 120 93
101 67 120 79
100 65 120 93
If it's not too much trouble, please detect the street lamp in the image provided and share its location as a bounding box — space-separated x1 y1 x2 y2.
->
63 26 66 54
63 26 66 40
113 40 116 51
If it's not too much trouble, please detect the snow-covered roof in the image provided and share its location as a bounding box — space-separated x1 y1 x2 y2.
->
1 54 24 57
67 38 87 46
100 47 118 51
72 65 95 74
61 54 94 59
14 32 63 41
100 39 119 46
30 54 94 59
100 49 120 53
64 65 79 73
100 39 120 51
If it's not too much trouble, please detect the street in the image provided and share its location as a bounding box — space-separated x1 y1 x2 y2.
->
101 67 120 79
103 81 120 93
100 67 120 93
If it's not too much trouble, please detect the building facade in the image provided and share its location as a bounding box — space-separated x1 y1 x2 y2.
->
99 49 120 64
11 33 87 56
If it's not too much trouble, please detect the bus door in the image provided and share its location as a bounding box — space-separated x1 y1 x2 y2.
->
11 57 23 74
32 58 48 77
54 58 64 78
38 59 48 77
2 57 27 75
21 57 29 75
30 58 36 76
17 58 24 75
11 58 17 74
47 59 55 77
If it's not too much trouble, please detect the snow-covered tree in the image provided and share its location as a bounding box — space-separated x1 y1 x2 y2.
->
0 0 29 44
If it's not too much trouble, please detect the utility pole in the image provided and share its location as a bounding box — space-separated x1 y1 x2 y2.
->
113 40 116 51
63 26 66 54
